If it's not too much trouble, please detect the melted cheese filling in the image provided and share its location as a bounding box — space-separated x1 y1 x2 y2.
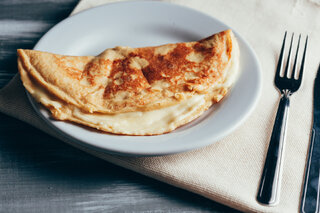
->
30 80 207 134
73 94 206 134
30 36 239 135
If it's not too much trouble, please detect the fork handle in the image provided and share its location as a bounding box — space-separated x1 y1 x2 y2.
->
257 92 290 205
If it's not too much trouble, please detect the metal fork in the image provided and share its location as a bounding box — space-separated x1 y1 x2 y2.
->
257 32 308 205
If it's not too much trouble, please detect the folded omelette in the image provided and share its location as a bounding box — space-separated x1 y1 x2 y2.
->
17 29 240 135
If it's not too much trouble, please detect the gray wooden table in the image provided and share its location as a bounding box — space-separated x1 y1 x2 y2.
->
0 1 240 212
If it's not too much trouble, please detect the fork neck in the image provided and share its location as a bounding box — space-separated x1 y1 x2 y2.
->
281 89 292 97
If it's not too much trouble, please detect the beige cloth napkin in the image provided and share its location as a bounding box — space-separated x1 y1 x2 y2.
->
1 0 320 212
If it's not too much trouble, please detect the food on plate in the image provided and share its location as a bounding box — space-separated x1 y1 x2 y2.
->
17 29 239 135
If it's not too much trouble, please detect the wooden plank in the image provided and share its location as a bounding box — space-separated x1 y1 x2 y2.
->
0 117 238 212
0 0 78 87
0 0 78 21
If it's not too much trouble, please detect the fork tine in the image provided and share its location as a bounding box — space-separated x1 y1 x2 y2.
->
298 35 308 81
283 33 294 78
290 34 301 79
276 32 287 77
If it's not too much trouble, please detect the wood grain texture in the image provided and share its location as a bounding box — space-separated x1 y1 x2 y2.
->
0 0 240 212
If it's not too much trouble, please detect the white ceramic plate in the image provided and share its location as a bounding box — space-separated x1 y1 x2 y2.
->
30 1 262 156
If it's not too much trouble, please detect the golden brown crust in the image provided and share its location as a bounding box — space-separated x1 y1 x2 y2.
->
17 29 234 114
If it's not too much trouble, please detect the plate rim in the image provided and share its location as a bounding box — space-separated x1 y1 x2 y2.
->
29 0 262 156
